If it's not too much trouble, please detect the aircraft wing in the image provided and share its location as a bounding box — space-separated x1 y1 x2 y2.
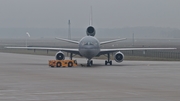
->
98 48 176 55
6 47 80 55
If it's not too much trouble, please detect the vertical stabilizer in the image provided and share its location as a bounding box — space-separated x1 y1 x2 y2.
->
68 20 71 39
89 6 93 26
87 6 96 36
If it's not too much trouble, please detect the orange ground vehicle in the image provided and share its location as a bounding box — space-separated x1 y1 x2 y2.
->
49 60 77 68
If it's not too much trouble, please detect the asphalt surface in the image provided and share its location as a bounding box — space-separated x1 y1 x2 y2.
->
0 52 180 101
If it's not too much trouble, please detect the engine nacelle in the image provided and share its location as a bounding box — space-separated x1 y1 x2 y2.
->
55 51 65 60
114 51 124 63
86 26 96 36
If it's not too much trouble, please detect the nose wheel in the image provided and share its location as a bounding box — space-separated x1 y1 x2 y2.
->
105 53 112 65
87 60 93 67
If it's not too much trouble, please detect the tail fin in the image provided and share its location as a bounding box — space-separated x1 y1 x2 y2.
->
89 6 93 26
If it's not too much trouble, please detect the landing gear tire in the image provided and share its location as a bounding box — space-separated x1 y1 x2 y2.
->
105 53 112 65
105 60 112 65
110 61 112 65
90 60 93 65
105 61 108 65
87 60 93 67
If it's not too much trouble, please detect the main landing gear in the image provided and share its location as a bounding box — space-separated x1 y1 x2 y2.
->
105 53 112 65
87 59 93 67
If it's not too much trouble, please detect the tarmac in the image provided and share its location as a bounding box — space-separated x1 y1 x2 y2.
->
0 52 180 101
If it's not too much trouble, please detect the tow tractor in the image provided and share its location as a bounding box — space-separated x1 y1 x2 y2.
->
49 60 77 68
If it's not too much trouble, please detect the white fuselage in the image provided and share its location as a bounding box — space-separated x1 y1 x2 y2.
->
78 36 100 59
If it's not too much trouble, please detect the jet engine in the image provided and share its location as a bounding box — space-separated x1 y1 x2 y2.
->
55 51 65 60
114 51 124 63
86 26 96 36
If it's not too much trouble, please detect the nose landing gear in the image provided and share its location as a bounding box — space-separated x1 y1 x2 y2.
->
87 60 93 67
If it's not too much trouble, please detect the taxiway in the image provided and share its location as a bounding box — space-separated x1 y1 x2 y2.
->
0 52 180 101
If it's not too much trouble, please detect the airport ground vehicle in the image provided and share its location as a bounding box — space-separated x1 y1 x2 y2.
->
49 60 77 68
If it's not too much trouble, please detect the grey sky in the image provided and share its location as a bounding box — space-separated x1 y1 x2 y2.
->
0 0 180 29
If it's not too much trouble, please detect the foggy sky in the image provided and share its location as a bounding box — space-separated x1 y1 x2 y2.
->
0 0 180 29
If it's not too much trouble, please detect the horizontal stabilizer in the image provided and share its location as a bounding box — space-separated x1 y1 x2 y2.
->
55 37 79 44
100 38 127 45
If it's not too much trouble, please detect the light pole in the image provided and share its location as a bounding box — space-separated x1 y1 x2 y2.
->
26 32 30 47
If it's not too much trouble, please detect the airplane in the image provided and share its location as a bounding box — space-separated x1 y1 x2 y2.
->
6 9 176 67
6 24 176 67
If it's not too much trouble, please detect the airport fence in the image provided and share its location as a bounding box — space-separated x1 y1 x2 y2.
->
121 50 180 60
1 47 180 60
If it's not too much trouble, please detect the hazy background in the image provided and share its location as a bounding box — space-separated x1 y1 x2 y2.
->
0 0 180 39
0 0 180 60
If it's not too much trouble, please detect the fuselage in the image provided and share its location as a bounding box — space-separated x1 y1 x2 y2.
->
78 36 100 59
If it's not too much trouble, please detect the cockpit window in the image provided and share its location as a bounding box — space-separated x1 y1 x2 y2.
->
81 41 98 46
84 42 93 45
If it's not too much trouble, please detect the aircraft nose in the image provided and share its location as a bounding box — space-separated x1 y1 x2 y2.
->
79 47 98 59
84 50 94 59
